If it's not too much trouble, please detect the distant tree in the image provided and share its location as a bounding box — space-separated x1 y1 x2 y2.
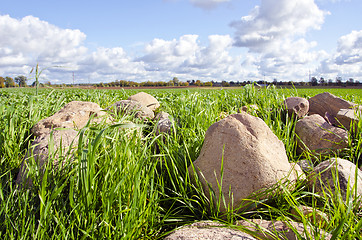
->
221 81 230 87
5 77 15 87
172 77 179 86
0 77 5 88
204 81 213 87
336 76 343 86
15 75 28 87
195 80 202 86
328 79 333 86
310 77 318 86
347 78 354 86
319 77 325 85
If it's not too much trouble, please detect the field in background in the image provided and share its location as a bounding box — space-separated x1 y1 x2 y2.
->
0 86 361 239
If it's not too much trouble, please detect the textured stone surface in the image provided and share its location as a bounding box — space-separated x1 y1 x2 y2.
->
237 219 331 240
336 108 360 132
190 112 303 212
308 92 355 118
106 100 154 119
155 112 173 135
290 205 328 227
283 97 309 118
127 92 160 111
16 129 79 187
32 101 106 136
308 158 362 200
295 114 348 154
164 221 256 240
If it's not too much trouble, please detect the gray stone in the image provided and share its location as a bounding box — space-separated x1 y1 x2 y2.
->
127 92 160 111
106 100 154 119
155 112 173 135
336 108 360 132
164 221 256 240
190 112 304 212
283 97 309 118
308 158 362 200
295 114 348 154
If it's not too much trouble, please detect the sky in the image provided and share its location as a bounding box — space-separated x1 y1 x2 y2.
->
0 0 362 84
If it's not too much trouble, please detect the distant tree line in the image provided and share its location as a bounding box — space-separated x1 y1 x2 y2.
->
1 75 360 89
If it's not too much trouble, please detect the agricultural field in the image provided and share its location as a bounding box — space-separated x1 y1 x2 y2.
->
0 86 361 239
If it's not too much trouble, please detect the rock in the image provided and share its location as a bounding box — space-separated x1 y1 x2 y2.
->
237 219 331 240
16 129 79 187
308 158 362 200
127 92 160 111
295 114 348 154
106 100 154 120
308 92 356 118
336 108 360 132
164 221 256 240
155 112 172 135
290 205 328 227
32 101 106 137
190 112 303 212
283 97 309 118
240 104 259 113
297 160 314 174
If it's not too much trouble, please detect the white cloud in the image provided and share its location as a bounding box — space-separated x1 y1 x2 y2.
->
189 0 230 9
317 30 362 80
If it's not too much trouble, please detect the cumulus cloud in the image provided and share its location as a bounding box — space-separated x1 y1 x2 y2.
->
230 0 327 51
189 0 230 9
317 30 362 80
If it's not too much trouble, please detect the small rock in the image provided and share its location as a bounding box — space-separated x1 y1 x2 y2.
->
127 92 160 111
32 101 106 137
283 97 309 118
155 112 172 135
240 104 259 113
336 108 360 132
290 205 328 227
237 219 331 240
164 221 256 240
106 100 154 119
297 160 314 174
308 158 362 200
16 129 79 187
295 114 348 154
308 92 356 118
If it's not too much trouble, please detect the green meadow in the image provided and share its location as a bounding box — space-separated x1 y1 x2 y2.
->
0 86 361 239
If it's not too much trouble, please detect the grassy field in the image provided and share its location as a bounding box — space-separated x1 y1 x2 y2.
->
0 86 361 239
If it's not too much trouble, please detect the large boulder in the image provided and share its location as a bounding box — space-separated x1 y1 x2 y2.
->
127 92 160 111
308 92 356 118
190 112 303 212
106 100 154 119
164 221 256 240
336 108 360 132
237 219 331 240
16 129 79 187
295 114 348 154
283 97 309 118
32 101 106 137
308 158 362 200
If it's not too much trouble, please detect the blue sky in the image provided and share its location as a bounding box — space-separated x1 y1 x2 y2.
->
1 0 361 84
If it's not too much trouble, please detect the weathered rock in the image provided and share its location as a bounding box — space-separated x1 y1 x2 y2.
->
240 104 259 113
336 108 360 132
283 97 309 118
190 112 303 212
308 92 356 118
155 112 172 135
308 158 362 200
297 160 314 174
16 129 79 187
127 92 160 111
164 221 256 240
290 205 328 227
106 100 154 119
237 219 331 240
32 101 106 137
295 114 348 154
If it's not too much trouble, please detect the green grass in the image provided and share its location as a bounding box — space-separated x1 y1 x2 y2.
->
0 86 361 239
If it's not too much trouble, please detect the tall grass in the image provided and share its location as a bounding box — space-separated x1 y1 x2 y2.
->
0 86 361 239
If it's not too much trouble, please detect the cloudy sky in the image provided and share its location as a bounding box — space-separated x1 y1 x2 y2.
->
1 0 361 84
